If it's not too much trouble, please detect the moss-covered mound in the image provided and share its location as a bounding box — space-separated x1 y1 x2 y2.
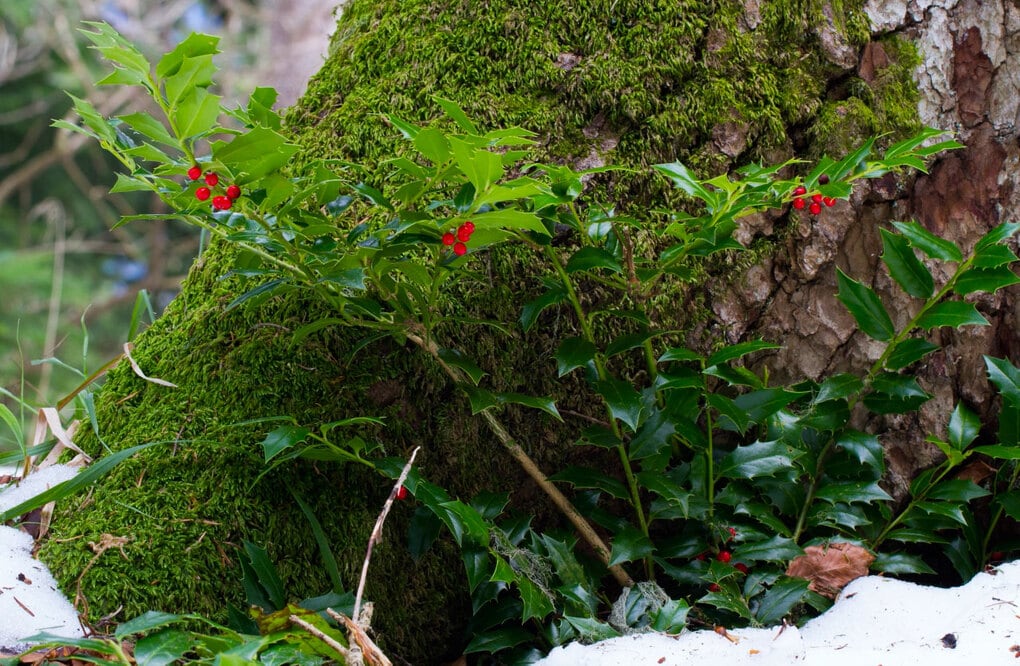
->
40 1 921 663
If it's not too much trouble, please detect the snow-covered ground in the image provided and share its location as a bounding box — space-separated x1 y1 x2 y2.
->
3 465 1020 664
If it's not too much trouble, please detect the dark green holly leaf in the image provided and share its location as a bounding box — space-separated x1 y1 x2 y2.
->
814 480 892 504
718 440 797 479
519 283 567 332
563 617 621 643
916 301 988 330
462 547 492 592
555 337 597 377
463 627 534 655
947 402 980 450
413 127 451 164
516 576 555 622
707 394 750 434
974 221 1020 252
438 499 490 546
891 221 962 262
629 408 676 460
913 500 967 525
704 363 763 389
650 599 690 633
734 388 803 423
815 373 864 403
884 528 949 544
996 489 1020 521
871 552 935 575
953 266 1020 295
754 577 810 626
115 611 185 638
735 535 803 562
608 525 655 567
880 228 934 298
658 347 704 363
497 392 562 421
439 348 487 385
548 466 629 500
606 330 657 358
836 269 895 341
985 356 1020 403
928 479 989 503
133 629 194 666
707 340 781 366
864 373 931 414
836 431 884 474
566 247 623 274
462 385 499 414
885 338 940 370
971 243 1019 269
261 425 309 463
595 378 645 431
577 425 622 449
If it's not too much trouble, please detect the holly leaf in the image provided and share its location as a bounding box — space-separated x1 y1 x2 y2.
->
836 269 894 341
916 301 988 330
880 228 934 298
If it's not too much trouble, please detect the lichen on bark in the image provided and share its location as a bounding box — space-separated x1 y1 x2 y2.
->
38 1 921 663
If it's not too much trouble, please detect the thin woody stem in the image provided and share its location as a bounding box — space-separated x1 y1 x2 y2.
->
406 331 634 588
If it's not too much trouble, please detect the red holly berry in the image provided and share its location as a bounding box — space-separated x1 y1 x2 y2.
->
395 485 408 500
226 184 242 200
457 225 472 242
187 165 202 180
809 201 822 215
818 174 830 185
793 197 806 210
195 186 211 201
991 551 1005 561
453 242 468 256
695 552 708 561
442 232 456 246
716 551 732 563
204 172 219 187
212 195 232 210
708 583 721 592
462 220 475 233
811 193 823 204
823 196 836 207
793 185 807 197
727 527 737 539
734 562 749 574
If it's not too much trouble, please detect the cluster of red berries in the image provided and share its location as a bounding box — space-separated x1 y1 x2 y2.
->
441 220 475 257
188 165 241 211
702 527 749 591
791 174 836 216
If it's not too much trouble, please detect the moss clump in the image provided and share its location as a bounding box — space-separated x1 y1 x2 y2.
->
40 1 923 663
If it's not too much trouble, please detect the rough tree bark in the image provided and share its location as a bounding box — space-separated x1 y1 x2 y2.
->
37 1 1020 663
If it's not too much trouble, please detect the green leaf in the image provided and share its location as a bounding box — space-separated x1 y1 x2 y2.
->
996 489 1020 521
734 388 803 423
555 337 597 377
914 500 967 525
595 378 644 431
450 136 503 195
463 627 534 654
629 408 676 460
435 97 479 134
548 466 629 500
260 425 309 463
242 541 285 610
953 266 1020 295
0 440 166 523
814 480 892 504
115 611 184 638
605 331 657 358
133 629 194 666
438 348 487 385
413 127 451 164
565 247 623 274
985 356 1020 402
472 208 550 235
916 301 988 330
658 347 704 363
80 22 152 82
608 525 655 566
836 269 895 341
735 535 803 562
815 373 864 403
972 444 1020 459
438 499 490 546
563 616 622 642
880 228 934 298
755 577 810 626
864 373 931 414
707 393 750 434
947 402 980 450
117 112 178 148
520 283 567 332
928 479 989 503
706 340 781 366
517 576 556 622
497 392 562 421
462 385 499 414
650 599 690 633
975 221 1020 251
718 440 797 479
653 161 714 202
211 127 300 182
175 89 222 139
871 552 935 575
890 221 963 261
972 243 1019 268
836 431 884 473
885 338 940 370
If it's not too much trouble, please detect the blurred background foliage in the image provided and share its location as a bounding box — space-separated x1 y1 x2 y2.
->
0 0 335 450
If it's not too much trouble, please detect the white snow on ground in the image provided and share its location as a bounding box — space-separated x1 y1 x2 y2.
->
3 463 1020 663
0 464 84 651
538 561 1020 665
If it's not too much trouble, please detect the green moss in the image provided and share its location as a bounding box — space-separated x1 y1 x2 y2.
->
40 1 924 663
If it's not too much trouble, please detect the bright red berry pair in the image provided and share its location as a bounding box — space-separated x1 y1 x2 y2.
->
442 220 475 257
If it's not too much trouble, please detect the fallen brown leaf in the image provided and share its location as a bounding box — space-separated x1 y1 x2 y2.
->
786 542 875 598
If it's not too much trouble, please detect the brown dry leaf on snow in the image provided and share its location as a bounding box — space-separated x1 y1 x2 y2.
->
785 542 875 598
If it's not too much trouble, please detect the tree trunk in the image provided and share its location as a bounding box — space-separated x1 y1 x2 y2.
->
39 1 1019 663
